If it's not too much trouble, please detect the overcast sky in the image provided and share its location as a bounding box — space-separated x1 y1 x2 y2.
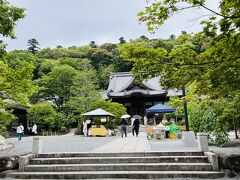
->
4 0 219 51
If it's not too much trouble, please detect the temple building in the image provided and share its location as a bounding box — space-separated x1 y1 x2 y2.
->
104 72 182 123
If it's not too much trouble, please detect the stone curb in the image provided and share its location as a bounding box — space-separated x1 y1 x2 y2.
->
0 143 14 151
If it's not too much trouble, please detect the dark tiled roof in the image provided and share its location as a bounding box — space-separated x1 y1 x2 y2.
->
103 72 182 99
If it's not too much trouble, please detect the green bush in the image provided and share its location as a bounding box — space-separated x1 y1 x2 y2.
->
89 99 127 125
60 126 67 134
0 110 15 137
106 120 118 129
27 103 57 131
164 121 173 126
189 102 230 146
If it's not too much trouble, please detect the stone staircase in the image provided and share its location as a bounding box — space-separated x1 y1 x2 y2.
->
7 151 224 179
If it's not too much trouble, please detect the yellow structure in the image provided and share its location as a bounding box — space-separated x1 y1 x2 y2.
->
91 125 107 137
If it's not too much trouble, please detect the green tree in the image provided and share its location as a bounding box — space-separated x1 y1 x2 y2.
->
119 37 126 44
5 50 37 68
27 103 57 131
188 99 230 146
169 34 176 40
36 65 77 110
87 48 114 70
0 60 36 105
140 35 149 40
27 38 40 54
68 60 100 115
0 0 29 135
98 64 115 89
0 108 15 137
89 99 127 125
89 41 98 48
0 0 25 39
138 1 240 34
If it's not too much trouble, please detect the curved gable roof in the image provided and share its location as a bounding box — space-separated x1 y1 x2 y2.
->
105 72 182 98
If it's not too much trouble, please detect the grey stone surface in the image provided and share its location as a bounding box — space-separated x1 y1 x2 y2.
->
219 154 240 172
197 133 209 152
0 156 19 172
182 131 198 148
32 137 43 154
204 152 219 171
0 135 118 157
18 154 35 172
5 150 224 179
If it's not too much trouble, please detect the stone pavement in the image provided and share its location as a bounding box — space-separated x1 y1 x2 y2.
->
1 130 239 156
92 132 151 152
0 135 118 157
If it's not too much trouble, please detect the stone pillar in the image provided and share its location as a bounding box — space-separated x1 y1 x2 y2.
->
19 154 35 171
181 131 198 147
197 133 209 152
32 137 43 154
204 152 219 171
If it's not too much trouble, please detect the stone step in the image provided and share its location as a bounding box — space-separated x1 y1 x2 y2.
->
37 151 204 158
30 156 208 164
8 171 225 179
24 163 213 172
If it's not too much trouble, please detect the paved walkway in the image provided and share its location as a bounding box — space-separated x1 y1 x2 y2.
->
1 129 239 157
92 132 151 153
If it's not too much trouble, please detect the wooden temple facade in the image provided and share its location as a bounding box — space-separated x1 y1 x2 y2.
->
104 72 182 119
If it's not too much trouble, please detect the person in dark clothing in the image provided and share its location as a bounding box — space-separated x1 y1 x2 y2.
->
120 118 127 138
133 119 140 137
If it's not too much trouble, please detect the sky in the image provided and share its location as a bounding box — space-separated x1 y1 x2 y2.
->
4 0 219 51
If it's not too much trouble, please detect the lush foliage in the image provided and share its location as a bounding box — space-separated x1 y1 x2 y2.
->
0 0 25 39
188 99 230 146
0 109 15 137
1 0 239 141
89 99 127 125
118 0 240 145
27 103 57 131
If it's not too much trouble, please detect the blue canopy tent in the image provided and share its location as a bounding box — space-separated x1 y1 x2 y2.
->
147 104 176 114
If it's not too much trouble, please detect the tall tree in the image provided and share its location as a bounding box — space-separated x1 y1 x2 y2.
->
134 0 240 97
169 34 176 40
27 38 40 54
140 35 149 40
0 0 25 57
119 37 126 44
67 60 100 115
0 0 26 136
89 41 98 48
0 0 25 39
36 65 77 111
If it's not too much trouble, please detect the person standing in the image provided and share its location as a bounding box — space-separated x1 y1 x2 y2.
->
83 120 88 137
133 119 140 137
120 118 127 138
16 123 24 141
32 123 37 135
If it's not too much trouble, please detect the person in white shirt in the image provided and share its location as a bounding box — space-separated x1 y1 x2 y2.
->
16 123 24 141
32 124 37 135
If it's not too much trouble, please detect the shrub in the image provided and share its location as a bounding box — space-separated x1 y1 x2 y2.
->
60 126 67 134
189 102 230 146
0 110 15 137
27 103 57 131
89 99 127 125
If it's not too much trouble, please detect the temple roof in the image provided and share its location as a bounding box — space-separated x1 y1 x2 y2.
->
104 72 182 99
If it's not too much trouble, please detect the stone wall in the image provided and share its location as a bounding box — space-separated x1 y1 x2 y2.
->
219 154 240 172
0 156 19 172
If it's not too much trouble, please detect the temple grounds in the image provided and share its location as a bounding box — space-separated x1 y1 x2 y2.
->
1 130 239 156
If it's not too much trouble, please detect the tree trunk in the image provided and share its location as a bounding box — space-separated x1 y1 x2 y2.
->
233 120 239 139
